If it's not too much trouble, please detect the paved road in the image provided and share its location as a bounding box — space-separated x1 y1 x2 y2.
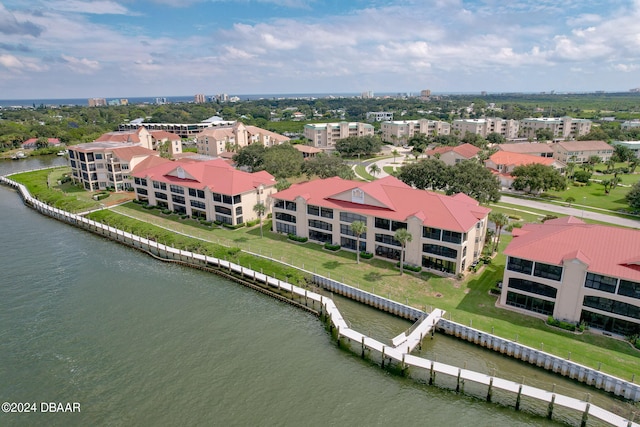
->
499 195 640 229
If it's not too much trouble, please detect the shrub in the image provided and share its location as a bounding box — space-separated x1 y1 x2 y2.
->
508 214 521 220
547 316 578 332
324 242 341 251
180 214 189 220
490 287 502 295
223 222 246 230
245 218 260 227
360 251 374 259
214 220 223 226
287 233 308 243
161 209 172 215
395 262 422 272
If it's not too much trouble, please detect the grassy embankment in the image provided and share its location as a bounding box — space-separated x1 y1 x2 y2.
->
9 167 640 382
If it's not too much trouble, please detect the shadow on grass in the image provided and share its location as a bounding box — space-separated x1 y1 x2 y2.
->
363 272 382 282
234 237 249 243
323 260 341 270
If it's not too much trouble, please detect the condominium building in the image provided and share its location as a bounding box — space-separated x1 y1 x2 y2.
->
303 122 375 150
96 127 182 156
518 117 592 140
195 122 289 157
194 94 206 104
271 176 490 275
68 142 161 191
381 119 451 144
366 112 394 122
131 158 276 225
88 98 106 107
119 118 235 139
551 140 613 164
612 140 640 158
485 151 565 188
499 217 640 336
452 118 519 140
621 120 640 131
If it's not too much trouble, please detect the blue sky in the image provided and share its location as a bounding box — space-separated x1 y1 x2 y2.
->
1 0 639 99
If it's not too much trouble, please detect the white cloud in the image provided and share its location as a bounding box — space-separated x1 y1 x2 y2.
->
47 0 132 15
0 53 47 71
613 63 639 72
61 54 101 73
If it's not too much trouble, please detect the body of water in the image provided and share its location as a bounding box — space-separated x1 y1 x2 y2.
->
0 157 630 426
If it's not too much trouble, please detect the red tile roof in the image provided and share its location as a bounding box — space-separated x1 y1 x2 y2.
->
273 176 490 231
487 151 557 168
132 158 275 195
425 143 480 159
504 218 640 281
497 142 554 154
554 140 611 151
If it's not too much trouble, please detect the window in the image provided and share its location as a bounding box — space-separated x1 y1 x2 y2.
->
155 192 168 200
170 185 184 194
442 230 462 244
235 206 243 215
423 227 442 240
188 188 204 198
274 199 284 209
216 215 232 225
375 233 401 246
422 244 457 259
309 219 332 231
223 195 232 204
508 277 557 298
309 230 332 243
320 207 333 219
275 212 296 223
584 273 617 294
533 262 563 281
375 217 390 230
340 224 365 238
506 292 554 315
233 195 241 204
172 195 185 205
213 193 222 202
215 206 232 215
583 296 640 319
340 212 366 223
191 200 205 209
285 201 296 211
236 216 243 225
276 222 296 235
136 188 148 195
507 257 534 275
308 205 320 216
618 280 640 300
391 221 407 232
134 177 147 186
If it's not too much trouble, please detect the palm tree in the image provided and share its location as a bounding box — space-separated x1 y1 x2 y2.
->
393 228 413 275
391 149 399 163
488 212 509 253
368 163 381 178
253 202 266 238
350 220 367 264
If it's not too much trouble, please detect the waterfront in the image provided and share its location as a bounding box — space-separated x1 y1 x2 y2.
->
0 157 633 426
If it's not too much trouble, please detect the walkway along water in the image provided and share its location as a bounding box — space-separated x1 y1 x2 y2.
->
1 174 637 427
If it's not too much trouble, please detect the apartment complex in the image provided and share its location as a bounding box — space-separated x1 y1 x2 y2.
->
194 94 206 104
380 119 451 144
303 122 375 150
519 117 592 140
271 176 490 275
96 127 183 156
88 98 107 107
621 120 640 131
452 118 519 139
496 142 554 158
499 217 640 336
551 140 613 163
485 151 565 188
68 142 161 191
423 143 480 166
195 122 289 157
119 117 235 139
366 111 393 122
131 158 276 225
612 140 640 158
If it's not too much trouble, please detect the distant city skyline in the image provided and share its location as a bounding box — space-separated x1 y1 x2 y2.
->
1 0 639 99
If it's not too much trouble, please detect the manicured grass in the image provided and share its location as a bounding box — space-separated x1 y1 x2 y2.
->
354 164 374 181
10 168 640 381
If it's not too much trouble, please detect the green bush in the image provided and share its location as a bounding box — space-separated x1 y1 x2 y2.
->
547 316 578 332
323 242 341 251
287 234 308 243
395 262 422 272
508 214 521 220
360 251 374 259
223 222 246 230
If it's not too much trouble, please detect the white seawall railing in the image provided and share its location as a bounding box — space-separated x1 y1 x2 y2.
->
2 174 638 427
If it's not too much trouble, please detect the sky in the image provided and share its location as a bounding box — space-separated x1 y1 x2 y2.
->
1 0 639 99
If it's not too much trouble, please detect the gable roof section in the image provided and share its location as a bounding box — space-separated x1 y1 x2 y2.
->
132 158 275 195
110 145 158 162
425 143 480 159
487 151 556 168
273 176 489 232
497 142 554 155
555 140 611 151
504 219 640 281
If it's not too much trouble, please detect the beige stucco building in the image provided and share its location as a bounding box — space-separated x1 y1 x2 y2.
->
271 176 490 275
519 117 592 141
381 119 451 144
423 143 480 166
499 217 640 336
303 122 374 150
131 158 276 225
452 118 519 140
551 140 613 163
196 122 289 157
96 126 183 156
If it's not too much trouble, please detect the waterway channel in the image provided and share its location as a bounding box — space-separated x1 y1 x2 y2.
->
0 156 635 426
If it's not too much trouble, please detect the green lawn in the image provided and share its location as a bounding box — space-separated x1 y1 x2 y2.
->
10 168 640 382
